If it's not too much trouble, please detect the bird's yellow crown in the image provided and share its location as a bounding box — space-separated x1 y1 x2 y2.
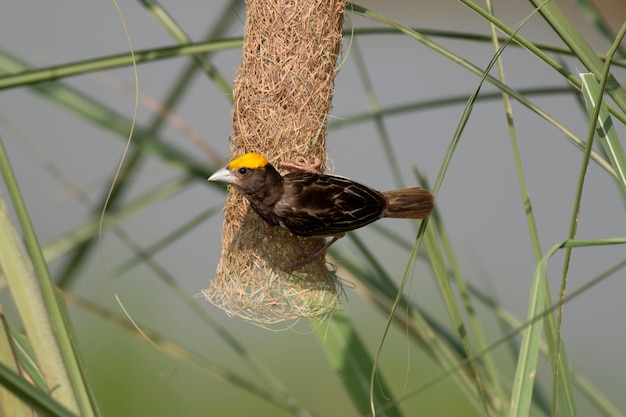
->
228 153 269 170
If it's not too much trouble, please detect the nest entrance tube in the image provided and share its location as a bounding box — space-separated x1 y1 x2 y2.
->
204 0 346 324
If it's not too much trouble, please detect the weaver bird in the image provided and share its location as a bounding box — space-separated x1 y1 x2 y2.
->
209 153 434 268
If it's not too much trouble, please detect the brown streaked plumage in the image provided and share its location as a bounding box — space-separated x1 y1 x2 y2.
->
208 153 434 240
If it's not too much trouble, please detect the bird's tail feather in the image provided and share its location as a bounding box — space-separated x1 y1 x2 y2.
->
382 187 434 219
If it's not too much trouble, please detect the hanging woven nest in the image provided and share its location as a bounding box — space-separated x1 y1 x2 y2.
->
204 0 346 324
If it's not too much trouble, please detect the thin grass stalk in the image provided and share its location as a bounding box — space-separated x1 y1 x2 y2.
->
553 24 626 417
0 40 242 91
429 203 509 412
4 26 626 92
349 27 626 64
483 0 540 411
527 0 626 113
422 228 495 415
329 87 579 131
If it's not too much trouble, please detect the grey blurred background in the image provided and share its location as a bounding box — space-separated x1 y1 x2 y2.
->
1 1 625 415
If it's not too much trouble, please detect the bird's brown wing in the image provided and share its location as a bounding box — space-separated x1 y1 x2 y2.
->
275 173 387 237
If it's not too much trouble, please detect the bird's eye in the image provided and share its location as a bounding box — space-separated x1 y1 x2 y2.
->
238 167 247 175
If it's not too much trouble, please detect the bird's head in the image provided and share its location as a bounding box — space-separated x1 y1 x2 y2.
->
208 153 281 195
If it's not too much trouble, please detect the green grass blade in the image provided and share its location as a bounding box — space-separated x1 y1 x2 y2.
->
315 312 404 417
467 254 626 416
1 314 46 391
0 136 101 416
0 312 36 417
507 253 547 417
0 362 80 417
429 212 509 411
581 73 626 195
422 227 492 414
508 237 626 417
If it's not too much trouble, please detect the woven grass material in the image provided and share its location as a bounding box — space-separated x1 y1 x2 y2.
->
204 0 346 324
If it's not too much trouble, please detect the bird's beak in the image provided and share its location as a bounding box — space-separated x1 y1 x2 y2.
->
208 166 236 184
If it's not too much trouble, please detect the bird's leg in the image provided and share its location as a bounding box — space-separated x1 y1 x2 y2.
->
282 233 344 271
279 156 323 174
